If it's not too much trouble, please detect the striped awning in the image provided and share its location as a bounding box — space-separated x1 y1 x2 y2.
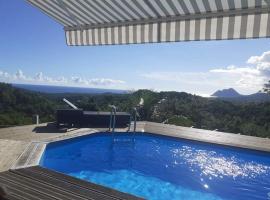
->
28 0 270 46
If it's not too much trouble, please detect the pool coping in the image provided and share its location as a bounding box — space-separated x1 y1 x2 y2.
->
11 129 99 169
144 122 270 152
11 121 270 170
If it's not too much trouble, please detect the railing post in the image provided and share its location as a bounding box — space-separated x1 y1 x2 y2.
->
33 114 39 125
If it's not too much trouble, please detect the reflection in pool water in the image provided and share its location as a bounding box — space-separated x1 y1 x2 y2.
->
41 132 270 200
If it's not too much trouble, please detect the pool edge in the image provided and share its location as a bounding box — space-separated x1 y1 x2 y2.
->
11 121 270 171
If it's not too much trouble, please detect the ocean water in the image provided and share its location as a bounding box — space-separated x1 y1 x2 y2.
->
12 83 127 94
41 132 270 200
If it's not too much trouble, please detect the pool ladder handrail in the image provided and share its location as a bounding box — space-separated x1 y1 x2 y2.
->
109 105 117 132
127 106 140 132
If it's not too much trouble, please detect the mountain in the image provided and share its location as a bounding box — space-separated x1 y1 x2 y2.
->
232 92 270 102
212 88 241 98
212 88 270 102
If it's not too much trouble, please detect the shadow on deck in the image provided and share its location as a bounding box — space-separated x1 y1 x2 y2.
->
32 123 70 134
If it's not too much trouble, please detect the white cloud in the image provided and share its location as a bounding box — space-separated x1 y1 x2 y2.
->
0 69 125 88
70 77 125 86
56 76 67 83
34 72 44 81
15 69 26 79
247 51 270 64
71 76 88 85
210 51 270 89
88 78 125 86
209 65 259 75
0 70 9 78
141 51 270 95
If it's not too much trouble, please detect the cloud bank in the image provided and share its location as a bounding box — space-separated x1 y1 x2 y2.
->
141 51 270 95
0 70 125 88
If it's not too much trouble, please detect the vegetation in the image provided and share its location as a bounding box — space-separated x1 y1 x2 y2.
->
1 83 270 138
264 80 270 93
0 83 56 126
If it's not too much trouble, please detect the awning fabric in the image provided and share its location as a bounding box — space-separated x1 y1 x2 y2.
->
28 0 270 46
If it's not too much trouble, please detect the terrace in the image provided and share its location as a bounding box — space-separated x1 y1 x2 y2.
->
1 121 270 199
1 0 270 200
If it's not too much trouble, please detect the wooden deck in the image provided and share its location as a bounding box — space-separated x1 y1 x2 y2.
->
144 122 270 152
0 123 96 172
0 123 128 172
0 122 270 200
0 166 143 200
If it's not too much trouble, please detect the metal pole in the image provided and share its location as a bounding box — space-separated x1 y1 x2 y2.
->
112 109 116 132
108 105 116 132
109 110 112 131
36 115 39 125
127 114 132 132
133 108 137 132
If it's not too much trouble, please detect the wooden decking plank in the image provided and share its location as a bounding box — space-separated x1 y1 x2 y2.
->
0 175 53 200
12 168 117 200
0 166 143 200
0 172 87 200
27 166 142 200
3 187 41 200
5 193 27 200
0 184 30 200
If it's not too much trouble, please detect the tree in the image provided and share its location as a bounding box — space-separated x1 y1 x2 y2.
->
263 80 270 93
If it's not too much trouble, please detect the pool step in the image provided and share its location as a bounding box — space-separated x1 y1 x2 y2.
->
113 138 134 142
112 138 135 148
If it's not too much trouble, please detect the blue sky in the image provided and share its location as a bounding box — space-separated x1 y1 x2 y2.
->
1 0 270 96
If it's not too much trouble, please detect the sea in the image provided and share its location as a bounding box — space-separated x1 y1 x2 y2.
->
12 84 127 94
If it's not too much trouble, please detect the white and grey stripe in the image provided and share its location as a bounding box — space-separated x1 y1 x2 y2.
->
66 13 270 46
28 0 270 46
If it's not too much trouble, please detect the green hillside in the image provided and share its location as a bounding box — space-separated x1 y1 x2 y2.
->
0 83 56 126
1 83 270 138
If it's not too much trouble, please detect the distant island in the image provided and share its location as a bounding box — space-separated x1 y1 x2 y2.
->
212 88 241 98
211 88 270 102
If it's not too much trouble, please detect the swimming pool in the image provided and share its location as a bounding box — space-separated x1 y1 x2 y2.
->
40 132 270 200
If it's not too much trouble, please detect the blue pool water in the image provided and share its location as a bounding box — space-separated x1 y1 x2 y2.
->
40 132 270 200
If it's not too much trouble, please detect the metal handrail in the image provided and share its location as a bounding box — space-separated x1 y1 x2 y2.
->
127 107 139 132
127 114 132 132
128 98 144 132
133 107 138 132
108 105 116 132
